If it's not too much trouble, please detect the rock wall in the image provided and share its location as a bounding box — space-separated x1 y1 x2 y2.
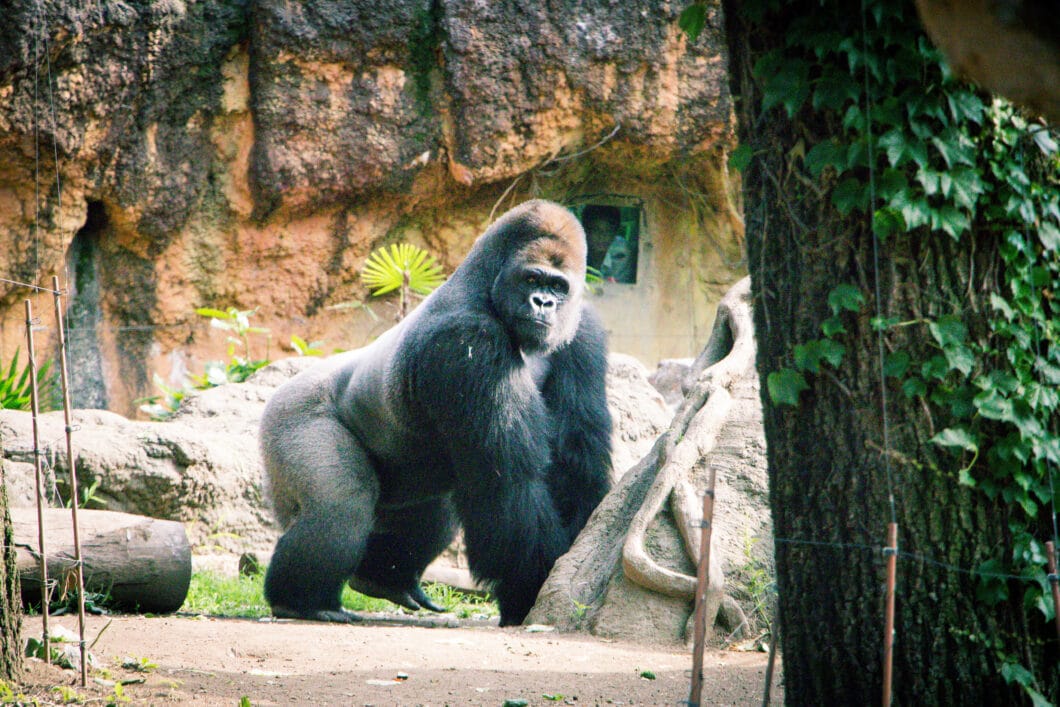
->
0 0 739 415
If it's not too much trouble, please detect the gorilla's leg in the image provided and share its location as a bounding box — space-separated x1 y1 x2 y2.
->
349 496 457 612
456 479 567 626
262 413 380 623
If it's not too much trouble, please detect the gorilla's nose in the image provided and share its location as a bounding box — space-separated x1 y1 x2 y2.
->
530 293 556 312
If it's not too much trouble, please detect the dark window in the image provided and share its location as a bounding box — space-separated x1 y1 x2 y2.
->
575 203 641 284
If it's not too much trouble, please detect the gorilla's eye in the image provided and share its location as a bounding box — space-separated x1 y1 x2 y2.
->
525 275 538 286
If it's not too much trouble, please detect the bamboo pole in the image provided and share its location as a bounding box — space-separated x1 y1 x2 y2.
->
882 522 898 707
24 299 51 664
688 466 717 707
762 613 779 706
51 276 87 686
1046 541 1060 645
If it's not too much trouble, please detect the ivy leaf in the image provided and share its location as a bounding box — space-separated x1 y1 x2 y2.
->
1034 357 1060 385
767 369 809 407
902 377 927 398
805 139 846 178
762 61 810 117
930 427 979 453
883 351 910 378
873 207 906 239
728 143 753 172
946 89 985 125
818 339 846 367
928 315 967 349
1039 221 1060 251
821 316 846 337
1031 127 1058 156
827 283 864 314
877 129 908 167
948 166 985 210
944 344 975 376
678 3 707 41
931 127 976 168
931 204 971 239
812 66 860 111
916 168 941 196
898 195 931 230
831 178 867 215
794 341 823 374
976 388 1013 421
794 339 846 373
989 293 1016 320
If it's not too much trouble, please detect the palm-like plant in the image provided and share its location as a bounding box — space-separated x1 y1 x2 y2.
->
361 243 446 320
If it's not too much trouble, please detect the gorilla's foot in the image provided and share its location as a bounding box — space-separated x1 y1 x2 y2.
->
347 576 445 613
270 605 362 623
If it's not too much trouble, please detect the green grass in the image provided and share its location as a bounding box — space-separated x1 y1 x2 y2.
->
181 570 497 619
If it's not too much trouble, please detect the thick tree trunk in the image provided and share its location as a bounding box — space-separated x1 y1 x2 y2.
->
0 463 23 681
723 1 1055 703
12 509 191 614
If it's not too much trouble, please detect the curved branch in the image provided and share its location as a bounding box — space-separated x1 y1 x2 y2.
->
621 277 756 598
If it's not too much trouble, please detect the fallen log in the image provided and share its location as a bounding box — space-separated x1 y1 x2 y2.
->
11 508 191 614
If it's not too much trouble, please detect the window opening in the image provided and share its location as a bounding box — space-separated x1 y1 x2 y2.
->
574 202 641 284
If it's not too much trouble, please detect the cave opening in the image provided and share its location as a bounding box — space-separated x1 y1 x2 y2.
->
64 199 109 409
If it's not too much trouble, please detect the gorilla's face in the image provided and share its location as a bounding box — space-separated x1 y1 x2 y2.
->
492 247 579 354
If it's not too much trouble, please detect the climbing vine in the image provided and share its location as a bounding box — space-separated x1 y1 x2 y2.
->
688 0 1060 697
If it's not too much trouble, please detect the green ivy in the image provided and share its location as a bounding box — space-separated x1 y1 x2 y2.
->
738 0 1060 690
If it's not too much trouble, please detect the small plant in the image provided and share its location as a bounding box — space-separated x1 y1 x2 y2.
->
289 334 324 356
733 535 775 631
50 685 86 704
57 476 107 510
136 374 186 420
140 309 319 420
120 655 157 673
192 307 270 385
0 348 58 411
361 243 445 320
106 681 131 705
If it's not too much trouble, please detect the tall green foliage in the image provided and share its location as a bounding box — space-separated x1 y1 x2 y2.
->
711 0 1059 698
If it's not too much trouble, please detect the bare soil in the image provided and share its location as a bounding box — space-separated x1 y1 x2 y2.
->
16 613 782 706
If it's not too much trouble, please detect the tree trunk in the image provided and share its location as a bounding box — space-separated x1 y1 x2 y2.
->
12 508 192 614
0 461 23 681
723 1 1056 703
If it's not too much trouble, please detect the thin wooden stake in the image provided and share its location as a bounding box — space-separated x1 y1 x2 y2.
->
51 276 87 687
882 522 898 707
762 612 779 706
1046 541 1060 645
25 299 51 664
688 465 717 707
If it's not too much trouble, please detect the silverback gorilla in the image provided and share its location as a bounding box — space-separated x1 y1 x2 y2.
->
260 200 613 626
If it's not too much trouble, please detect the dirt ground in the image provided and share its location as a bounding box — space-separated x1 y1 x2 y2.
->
15 613 783 706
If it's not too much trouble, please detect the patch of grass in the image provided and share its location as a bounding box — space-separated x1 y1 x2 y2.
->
183 570 498 619
182 571 270 618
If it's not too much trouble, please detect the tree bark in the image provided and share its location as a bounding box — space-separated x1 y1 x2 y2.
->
0 462 23 681
723 1 1056 703
12 509 191 614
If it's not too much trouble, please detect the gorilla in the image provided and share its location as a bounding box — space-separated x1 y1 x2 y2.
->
260 199 613 627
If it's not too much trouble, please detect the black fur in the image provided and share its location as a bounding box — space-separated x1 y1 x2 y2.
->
260 200 612 626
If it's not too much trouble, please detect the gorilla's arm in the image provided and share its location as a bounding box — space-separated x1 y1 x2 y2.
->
405 315 569 625
541 307 613 543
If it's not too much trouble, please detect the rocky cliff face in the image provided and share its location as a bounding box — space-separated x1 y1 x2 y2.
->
0 0 737 415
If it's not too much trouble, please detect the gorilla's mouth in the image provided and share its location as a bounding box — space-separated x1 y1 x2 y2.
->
518 315 552 329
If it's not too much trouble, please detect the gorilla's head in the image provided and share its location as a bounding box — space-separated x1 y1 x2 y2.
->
480 201 587 354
